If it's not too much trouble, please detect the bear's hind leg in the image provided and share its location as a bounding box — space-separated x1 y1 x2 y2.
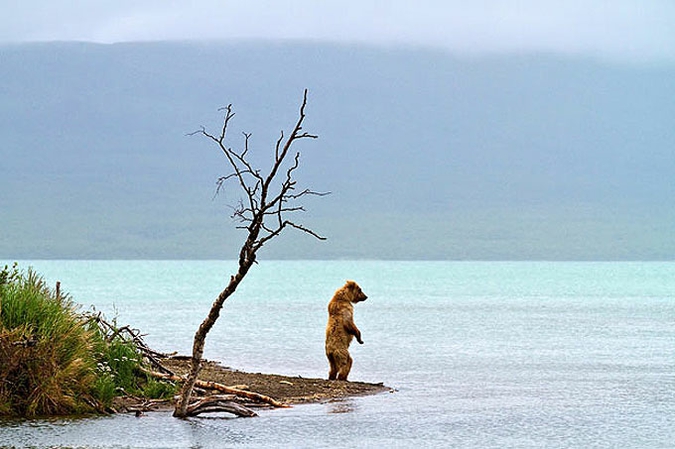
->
327 353 339 380
337 354 353 381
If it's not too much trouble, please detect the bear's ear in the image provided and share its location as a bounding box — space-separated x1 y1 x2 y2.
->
345 280 357 289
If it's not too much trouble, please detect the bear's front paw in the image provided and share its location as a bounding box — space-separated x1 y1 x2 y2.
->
357 338 364 344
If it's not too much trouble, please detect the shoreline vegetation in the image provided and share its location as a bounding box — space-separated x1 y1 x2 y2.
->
0 264 389 418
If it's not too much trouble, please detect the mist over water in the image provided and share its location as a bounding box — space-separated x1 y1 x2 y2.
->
1 260 673 447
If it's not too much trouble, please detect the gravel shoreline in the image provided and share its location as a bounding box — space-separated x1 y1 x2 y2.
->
115 357 391 414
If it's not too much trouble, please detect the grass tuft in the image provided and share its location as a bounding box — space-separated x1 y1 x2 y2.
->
0 264 176 416
0 264 98 415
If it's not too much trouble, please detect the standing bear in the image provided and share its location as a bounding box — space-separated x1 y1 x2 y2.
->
325 280 368 381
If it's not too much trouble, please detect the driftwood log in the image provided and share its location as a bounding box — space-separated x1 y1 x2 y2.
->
145 369 289 416
184 395 258 417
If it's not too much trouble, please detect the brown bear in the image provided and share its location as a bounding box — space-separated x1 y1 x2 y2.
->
325 280 368 381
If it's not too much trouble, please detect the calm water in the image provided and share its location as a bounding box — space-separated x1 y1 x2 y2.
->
1 260 674 448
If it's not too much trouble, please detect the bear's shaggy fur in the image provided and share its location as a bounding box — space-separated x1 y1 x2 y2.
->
325 280 368 381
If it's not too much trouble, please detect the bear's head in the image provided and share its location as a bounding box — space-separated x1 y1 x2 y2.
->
344 280 368 303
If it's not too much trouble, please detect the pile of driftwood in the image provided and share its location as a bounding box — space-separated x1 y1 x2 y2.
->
88 312 286 417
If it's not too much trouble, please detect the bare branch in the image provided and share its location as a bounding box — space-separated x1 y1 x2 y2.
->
218 105 234 141
286 188 332 200
242 132 252 159
286 221 328 240
185 126 207 137
275 130 284 162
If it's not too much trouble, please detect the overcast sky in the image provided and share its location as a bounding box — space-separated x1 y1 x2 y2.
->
1 1 674 63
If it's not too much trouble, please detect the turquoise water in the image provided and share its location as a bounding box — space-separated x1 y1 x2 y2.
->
1 260 674 448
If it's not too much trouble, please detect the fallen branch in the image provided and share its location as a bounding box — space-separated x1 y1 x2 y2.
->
146 369 290 409
186 395 257 417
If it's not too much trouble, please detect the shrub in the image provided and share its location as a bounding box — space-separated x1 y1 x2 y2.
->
0 266 98 416
0 264 176 416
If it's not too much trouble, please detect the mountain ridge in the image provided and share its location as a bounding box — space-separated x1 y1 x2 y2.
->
1 41 673 259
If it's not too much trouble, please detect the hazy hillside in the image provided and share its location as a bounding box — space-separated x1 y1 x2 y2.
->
1 41 673 259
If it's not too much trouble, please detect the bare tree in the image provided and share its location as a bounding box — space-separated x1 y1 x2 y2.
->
173 89 327 418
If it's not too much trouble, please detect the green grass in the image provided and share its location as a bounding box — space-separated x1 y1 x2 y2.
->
0 263 176 416
143 377 178 400
0 264 98 415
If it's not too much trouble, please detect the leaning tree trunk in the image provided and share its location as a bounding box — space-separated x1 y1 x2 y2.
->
173 257 254 417
172 90 325 418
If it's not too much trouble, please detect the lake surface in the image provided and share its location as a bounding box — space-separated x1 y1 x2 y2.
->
1 260 674 448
